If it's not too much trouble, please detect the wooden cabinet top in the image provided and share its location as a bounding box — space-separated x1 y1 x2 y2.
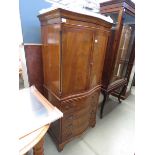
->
100 0 135 8
100 0 135 14
38 8 112 28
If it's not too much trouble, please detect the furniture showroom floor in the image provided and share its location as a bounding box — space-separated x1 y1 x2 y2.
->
27 87 135 155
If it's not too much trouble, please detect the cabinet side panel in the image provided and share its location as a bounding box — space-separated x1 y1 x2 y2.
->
61 26 93 97
42 24 61 95
43 87 61 143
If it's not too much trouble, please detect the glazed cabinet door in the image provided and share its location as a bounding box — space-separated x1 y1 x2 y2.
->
90 30 110 88
61 26 93 97
41 24 61 95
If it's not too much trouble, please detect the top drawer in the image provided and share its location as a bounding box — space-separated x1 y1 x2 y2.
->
61 97 90 114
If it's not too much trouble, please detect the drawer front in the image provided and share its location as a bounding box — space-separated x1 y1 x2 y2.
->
61 91 100 142
61 97 90 142
61 111 90 141
61 97 88 113
72 113 90 135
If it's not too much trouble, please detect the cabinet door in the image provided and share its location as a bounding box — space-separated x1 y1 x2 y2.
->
61 26 93 96
90 31 109 88
42 25 61 95
113 25 134 81
111 12 135 82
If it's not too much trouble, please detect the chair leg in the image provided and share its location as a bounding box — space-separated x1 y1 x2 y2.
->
100 91 108 119
118 84 127 103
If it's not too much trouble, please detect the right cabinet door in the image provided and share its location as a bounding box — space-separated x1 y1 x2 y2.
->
90 30 110 88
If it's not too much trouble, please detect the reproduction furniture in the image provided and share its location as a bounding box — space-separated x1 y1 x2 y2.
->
100 0 135 100
99 0 135 118
38 8 112 151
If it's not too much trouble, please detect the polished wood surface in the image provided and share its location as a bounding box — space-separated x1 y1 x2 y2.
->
62 26 92 96
24 45 44 94
38 8 112 28
33 138 44 155
100 0 135 14
38 8 112 151
90 31 109 88
41 25 61 96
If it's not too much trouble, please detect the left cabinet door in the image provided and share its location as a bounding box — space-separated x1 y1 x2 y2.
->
42 25 61 95
61 26 93 97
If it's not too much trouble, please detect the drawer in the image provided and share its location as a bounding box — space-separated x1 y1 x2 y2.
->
74 99 89 111
62 105 90 124
61 97 88 113
61 93 100 141
61 108 90 136
62 113 74 126
72 115 90 135
62 115 89 140
74 106 90 119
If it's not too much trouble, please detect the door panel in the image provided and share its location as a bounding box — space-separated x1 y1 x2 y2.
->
62 27 93 96
90 31 109 88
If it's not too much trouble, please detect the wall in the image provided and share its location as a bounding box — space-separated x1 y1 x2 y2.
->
19 0 51 43
19 0 52 92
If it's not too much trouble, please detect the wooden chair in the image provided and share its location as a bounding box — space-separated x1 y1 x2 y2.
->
100 78 127 118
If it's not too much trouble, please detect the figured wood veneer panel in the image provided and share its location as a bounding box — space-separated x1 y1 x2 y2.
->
90 31 109 88
42 24 61 96
61 27 93 96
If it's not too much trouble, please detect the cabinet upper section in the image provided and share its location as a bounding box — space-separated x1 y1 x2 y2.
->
38 8 112 28
38 8 112 99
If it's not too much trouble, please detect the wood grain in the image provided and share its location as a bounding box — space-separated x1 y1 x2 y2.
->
38 8 112 151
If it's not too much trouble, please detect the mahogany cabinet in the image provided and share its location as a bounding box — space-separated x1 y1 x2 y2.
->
100 0 135 99
38 8 112 151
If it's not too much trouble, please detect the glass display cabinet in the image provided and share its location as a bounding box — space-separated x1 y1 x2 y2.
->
100 0 135 99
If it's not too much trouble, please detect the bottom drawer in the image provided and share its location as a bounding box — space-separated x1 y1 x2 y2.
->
61 109 90 141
